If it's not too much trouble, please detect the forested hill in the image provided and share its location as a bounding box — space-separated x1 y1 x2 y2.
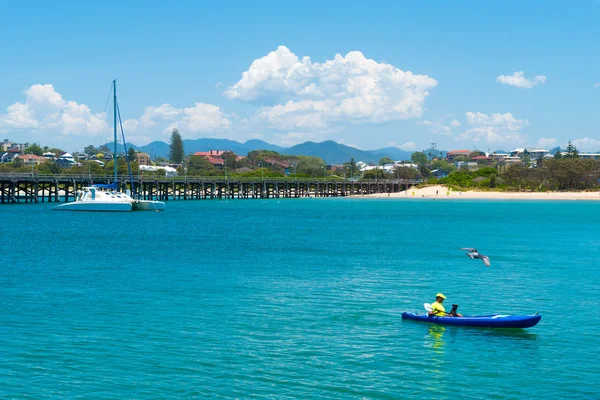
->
118 138 414 164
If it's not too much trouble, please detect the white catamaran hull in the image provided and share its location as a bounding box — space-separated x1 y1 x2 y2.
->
132 200 166 211
53 201 133 212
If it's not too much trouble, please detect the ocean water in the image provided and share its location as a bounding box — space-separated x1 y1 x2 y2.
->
1 198 598 399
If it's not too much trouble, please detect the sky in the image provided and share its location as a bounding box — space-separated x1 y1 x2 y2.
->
0 0 599 153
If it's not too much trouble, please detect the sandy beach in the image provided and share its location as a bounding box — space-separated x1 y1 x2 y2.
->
356 184 600 200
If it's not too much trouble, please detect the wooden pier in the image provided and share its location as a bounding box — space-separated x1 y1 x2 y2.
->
0 174 419 204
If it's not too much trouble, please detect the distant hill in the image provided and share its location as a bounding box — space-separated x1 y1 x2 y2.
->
109 138 415 164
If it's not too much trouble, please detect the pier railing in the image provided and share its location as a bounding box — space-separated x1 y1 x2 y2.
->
0 173 420 204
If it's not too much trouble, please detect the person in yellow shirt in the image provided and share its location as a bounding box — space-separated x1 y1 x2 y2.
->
428 293 462 317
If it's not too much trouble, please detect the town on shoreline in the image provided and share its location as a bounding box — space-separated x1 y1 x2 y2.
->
2 134 599 194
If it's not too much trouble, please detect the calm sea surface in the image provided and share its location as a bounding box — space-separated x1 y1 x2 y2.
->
1 198 599 399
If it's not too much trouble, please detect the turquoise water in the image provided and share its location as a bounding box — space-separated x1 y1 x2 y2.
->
1 198 598 399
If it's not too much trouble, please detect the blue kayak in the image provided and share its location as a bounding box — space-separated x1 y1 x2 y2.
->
401 312 541 328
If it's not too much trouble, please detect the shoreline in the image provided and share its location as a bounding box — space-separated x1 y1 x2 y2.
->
350 184 600 201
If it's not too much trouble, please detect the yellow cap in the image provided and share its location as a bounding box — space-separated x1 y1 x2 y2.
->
436 293 446 299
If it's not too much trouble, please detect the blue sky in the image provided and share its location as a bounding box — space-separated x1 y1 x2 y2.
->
1 0 599 153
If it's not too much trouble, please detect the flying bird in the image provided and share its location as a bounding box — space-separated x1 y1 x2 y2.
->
460 248 491 267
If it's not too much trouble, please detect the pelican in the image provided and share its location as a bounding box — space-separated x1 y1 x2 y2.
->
460 248 491 267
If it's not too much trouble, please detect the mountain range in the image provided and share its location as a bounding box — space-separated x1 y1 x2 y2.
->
118 139 415 165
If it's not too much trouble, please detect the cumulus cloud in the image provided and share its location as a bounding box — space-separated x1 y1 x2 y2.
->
571 137 600 152
107 103 232 139
0 84 107 136
537 137 557 149
456 111 529 145
398 141 416 150
225 46 438 131
450 119 461 128
0 84 233 146
496 71 547 88
417 117 460 136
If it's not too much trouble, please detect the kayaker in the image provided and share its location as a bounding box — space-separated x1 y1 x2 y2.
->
428 293 462 317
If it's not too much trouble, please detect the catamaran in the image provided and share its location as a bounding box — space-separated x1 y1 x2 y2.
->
53 81 165 212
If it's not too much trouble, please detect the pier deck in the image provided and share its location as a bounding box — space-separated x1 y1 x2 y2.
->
0 174 419 204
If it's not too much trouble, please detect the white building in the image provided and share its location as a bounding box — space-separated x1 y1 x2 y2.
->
510 148 550 159
139 165 178 177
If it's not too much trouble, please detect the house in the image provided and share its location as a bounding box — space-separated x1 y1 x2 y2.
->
510 148 550 159
77 153 89 160
135 152 150 166
578 153 600 160
446 150 471 162
2 140 12 152
455 161 479 171
471 155 492 164
193 150 226 168
57 153 77 168
503 156 522 164
43 152 56 161
525 148 550 159
430 169 450 178
490 153 510 161
2 148 23 162
18 154 45 165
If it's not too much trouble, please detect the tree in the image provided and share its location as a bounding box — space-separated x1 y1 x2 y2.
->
186 155 214 174
378 156 394 166
411 151 428 166
221 151 238 169
127 147 137 161
426 142 440 160
430 159 456 172
12 157 24 168
394 166 419 179
296 156 325 177
24 144 43 156
169 128 184 164
348 158 357 177
565 140 579 159
84 145 97 155
469 151 485 158
363 168 386 179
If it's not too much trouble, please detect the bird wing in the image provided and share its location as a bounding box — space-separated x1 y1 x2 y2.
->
481 255 491 267
466 253 476 259
460 247 477 252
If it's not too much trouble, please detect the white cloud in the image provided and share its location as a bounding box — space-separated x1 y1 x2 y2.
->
0 84 233 147
387 141 416 151
0 84 107 136
417 117 459 136
398 141 416 150
117 103 231 138
536 137 557 149
571 137 600 152
225 46 438 131
456 111 529 145
594 83 600 88
450 119 461 128
496 71 547 88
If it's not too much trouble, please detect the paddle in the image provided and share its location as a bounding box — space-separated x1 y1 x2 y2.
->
423 303 451 315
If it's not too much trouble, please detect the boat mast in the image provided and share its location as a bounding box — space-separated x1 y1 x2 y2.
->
113 79 118 185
